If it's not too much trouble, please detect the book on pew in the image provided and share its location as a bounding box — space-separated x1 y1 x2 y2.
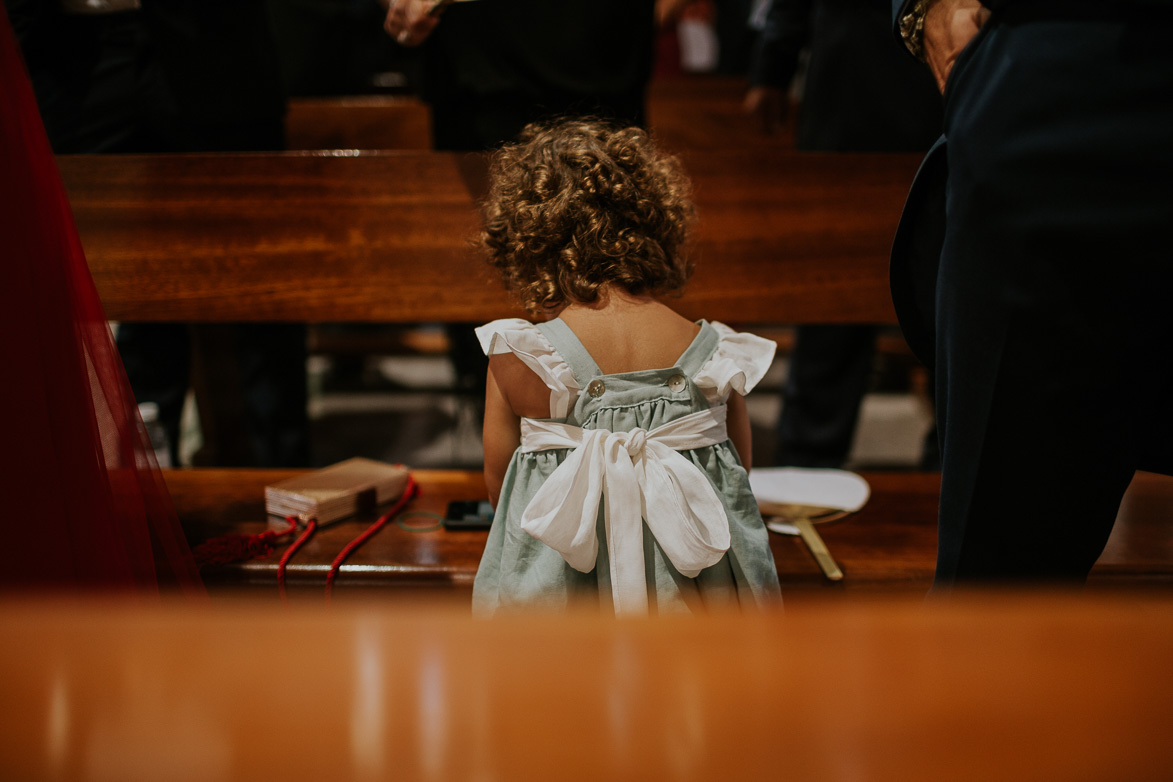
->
265 457 410 525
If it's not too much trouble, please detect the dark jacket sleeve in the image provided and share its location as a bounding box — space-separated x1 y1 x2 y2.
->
748 0 814 90
5 0 56 52
892 0 910 33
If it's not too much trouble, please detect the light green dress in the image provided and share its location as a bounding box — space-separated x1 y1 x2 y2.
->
472 317 782 616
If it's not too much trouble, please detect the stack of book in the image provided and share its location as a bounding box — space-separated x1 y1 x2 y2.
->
265 457 410 525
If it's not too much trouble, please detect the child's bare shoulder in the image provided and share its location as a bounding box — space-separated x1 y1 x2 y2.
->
489 352 553 418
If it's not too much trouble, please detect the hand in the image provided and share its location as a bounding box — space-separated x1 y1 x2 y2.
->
922 0 991 92
655 0 693 27
743 86 789 136
384 0 442 47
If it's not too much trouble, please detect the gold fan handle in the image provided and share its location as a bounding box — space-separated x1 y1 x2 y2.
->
795 519 844 581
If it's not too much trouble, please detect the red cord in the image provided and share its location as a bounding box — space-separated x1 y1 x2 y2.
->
277 517 318 604
325 475 420 603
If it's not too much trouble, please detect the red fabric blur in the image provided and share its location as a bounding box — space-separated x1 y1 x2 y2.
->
0 7 204 595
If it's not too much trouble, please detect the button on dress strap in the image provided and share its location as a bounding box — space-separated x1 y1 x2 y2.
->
536 318 605 388
676 321 720 378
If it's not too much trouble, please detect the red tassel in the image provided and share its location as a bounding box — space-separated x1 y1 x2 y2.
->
192 517 299 567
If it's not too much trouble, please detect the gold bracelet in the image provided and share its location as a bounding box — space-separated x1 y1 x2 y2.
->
899 0 935 62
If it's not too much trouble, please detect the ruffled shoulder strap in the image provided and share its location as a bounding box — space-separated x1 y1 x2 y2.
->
691 321 777 402
474 319 580 419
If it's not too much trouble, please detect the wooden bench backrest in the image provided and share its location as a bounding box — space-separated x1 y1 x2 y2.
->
58 149 920 325
646 76 799 152
283 78 793 153
285 96 433 151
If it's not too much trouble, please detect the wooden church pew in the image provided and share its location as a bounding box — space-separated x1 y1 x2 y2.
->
60 149 917 324
285 95 433 151
282 76 793 155
56 150 1173 596
5 593 1173 780
165 468 1173 598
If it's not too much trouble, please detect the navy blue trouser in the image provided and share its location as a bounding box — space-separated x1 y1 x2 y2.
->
928 3 1173 583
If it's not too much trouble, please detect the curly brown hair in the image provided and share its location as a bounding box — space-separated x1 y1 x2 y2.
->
480 118 696 316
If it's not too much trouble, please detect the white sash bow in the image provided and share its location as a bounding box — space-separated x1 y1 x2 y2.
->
519 406 732 615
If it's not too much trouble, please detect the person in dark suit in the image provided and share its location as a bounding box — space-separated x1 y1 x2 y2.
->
6 0 175 154
125 0 311 470
384 0 656 152
9 0 310 469
384 0 659 416
746 0 942 469
890 0 1173 585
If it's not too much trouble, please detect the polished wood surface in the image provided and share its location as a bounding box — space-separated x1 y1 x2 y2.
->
2 593 1172 781
282 77 794 154
167 468 1173 597
173 469 488 592
285 95 433 151
647 75 798 152
1095 471 1173 582
59 150 919 325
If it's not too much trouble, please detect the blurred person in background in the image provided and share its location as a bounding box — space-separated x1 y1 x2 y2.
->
745 0 942 470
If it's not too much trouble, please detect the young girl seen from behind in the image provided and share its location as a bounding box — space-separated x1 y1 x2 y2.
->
474 119 781 616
